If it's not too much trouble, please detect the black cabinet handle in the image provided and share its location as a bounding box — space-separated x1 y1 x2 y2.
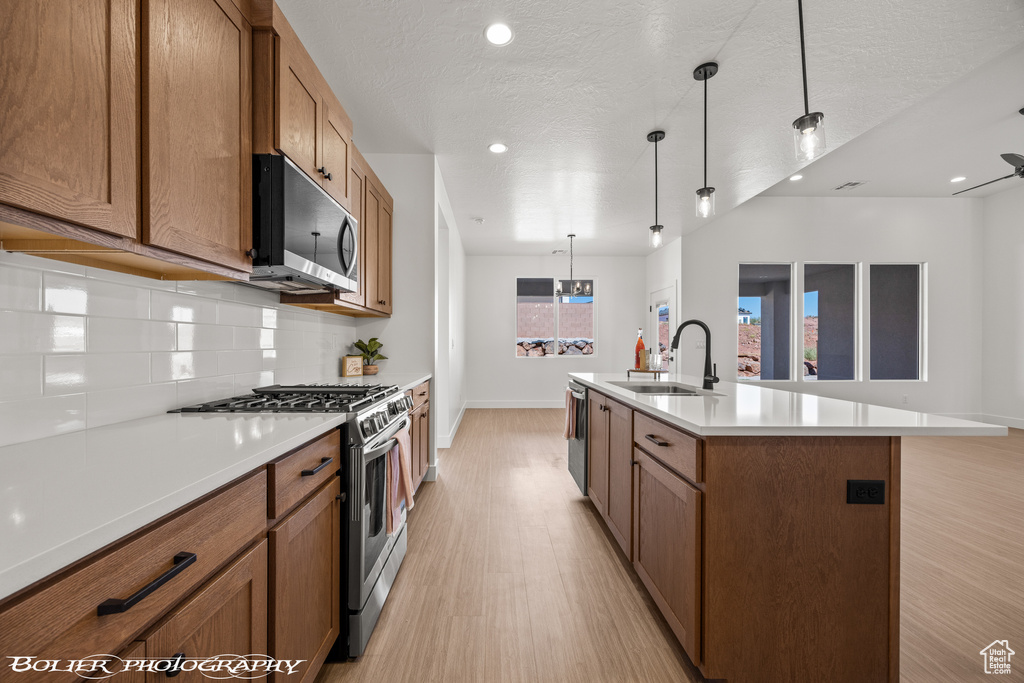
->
164 653 186 678
631 460 640 466
317 166 333 181
336 493 346 502
245 248 257 259
97 552 197 616
645 434 670 448
301 457 334 476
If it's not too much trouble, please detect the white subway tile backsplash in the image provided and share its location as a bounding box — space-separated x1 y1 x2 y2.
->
0 394 86 447
177 323 235 351
44 353 151 395
0 266 42 311
216 349 262 375
0 355 43 399
87 382 178 429
88 318 176 353
152 351 220 382
0 312 86 354
217 301 262 327
0 253 360 439
175 376 235 407
151 291 218 324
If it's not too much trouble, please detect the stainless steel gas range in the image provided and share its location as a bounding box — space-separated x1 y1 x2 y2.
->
173 382 415 657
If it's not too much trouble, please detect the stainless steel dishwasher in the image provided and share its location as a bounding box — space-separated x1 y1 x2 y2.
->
567 381 588 495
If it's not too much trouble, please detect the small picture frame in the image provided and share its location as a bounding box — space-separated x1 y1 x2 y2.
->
342 356 363 377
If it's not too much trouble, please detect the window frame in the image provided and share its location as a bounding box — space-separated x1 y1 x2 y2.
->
736 262 795 382
799 261 861 383
513 277 598 358
866 262 926 382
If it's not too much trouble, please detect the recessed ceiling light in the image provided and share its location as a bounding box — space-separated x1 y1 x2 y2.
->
789 174 803 181
485 23 513 46
950 176 967 183
488 143 508 154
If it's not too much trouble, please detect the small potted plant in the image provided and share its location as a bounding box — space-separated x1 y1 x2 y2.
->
353 337 388 375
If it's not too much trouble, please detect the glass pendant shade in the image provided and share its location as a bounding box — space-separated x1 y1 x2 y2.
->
793 112 825 162
649 225 663 248
695 188 715 219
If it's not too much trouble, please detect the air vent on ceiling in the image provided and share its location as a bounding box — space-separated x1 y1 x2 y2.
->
833 181 867 191
551 249 567 254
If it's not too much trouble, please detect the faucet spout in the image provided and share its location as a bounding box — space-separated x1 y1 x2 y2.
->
670 319 719 391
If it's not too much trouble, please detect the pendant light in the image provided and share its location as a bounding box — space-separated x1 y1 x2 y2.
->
647 131 665 248
693 62 718 219
555 234 587 297
792 0 825 161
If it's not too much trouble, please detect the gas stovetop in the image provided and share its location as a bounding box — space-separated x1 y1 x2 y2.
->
171 383 400 414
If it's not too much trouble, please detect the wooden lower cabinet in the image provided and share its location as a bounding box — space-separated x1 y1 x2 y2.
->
268 478 340 683
145 539 268 681
410 400 429 492
587 395 609 516
118 641 146 683
587 391 632 557
632 447 701 666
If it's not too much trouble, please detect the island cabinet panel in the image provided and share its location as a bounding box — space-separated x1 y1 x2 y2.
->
587 394 609 516
632 447 701 666
700 435 898 683
0 0 138 239
143 0 253 272
604 397 633 558
268 479 340 683
0 472 266 681
146 539 268 682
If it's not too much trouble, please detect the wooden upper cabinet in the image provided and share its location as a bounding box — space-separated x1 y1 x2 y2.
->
376 200 393 314
321 105 352 208
363 174 381 310
0 0 138 238
276 36 321 182
254 10 353 214
143 0 253 272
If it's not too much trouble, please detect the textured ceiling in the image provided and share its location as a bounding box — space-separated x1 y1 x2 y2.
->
763 40 1024 199
278 0 1024 255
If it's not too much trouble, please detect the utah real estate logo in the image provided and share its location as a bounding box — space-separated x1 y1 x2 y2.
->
980 640 1014 675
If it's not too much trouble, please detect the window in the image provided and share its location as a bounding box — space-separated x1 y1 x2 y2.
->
515 278 595 357
870 264 921 380
737 264 792 380
557 280 594 356
516 278 554 357
803 264 856 380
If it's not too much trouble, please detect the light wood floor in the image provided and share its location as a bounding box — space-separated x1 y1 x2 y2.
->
316 411 1024 682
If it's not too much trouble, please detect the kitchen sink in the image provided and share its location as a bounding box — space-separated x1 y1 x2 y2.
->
607 381 699 395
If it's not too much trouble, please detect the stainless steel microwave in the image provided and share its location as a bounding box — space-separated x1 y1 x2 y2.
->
249 154 358 293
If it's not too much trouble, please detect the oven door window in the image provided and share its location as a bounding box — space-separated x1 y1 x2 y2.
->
363 449 388 581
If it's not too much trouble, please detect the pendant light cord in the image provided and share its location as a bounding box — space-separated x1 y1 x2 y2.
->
703 78 708 188
654 138 659 227
798 0 810 116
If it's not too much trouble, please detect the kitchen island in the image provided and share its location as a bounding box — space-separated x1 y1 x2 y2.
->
569 372 1005 683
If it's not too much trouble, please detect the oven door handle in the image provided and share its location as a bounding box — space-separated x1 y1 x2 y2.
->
365 416 411 455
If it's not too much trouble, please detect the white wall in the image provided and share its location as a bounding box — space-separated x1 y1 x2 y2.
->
646 236 682 298
465 255 646 407
676 196 985 415
982 184 1024 427
0 251 365 447
360 153 436 375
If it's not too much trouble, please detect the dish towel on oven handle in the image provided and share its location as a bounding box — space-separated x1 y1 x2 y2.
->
387 423 416 534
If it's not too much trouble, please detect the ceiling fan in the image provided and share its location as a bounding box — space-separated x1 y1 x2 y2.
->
952 153 1024 195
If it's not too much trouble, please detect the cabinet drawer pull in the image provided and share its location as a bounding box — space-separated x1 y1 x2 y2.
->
336 493 346 502
645 434 670 448
301 457 334 476
418 392 427 396
162 653 186 678
317 166 333 181
96 552 197 616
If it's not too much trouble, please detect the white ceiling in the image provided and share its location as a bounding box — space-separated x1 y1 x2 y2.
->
763 41 1024 199
278 0 1024 255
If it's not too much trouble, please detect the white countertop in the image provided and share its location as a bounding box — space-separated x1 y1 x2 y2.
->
0 373 430 601
569 372 1008 438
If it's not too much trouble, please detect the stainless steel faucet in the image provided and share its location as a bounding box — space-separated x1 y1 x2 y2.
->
670 319 720 391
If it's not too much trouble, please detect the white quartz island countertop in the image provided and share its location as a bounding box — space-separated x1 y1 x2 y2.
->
570 372 1008 438
0 372 430 600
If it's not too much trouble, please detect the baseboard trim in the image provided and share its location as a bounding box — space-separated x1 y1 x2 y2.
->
465 400 564 410
436 402 467 449
977 413 1024 430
